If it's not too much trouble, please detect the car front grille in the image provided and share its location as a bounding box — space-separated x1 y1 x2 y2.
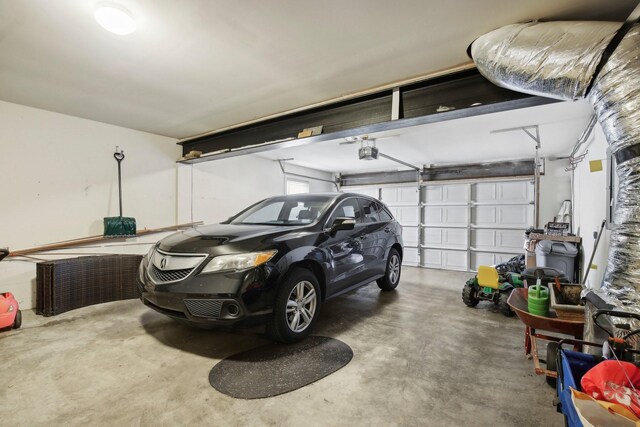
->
149 264 194 283
147 249 207 285
184 299 224 318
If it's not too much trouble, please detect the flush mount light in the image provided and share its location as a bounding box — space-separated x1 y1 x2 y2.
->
94 4 136 35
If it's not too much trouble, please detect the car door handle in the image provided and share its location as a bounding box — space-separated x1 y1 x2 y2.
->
360 234 368 240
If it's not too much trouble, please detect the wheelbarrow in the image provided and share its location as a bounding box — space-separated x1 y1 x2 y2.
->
507 288 585 386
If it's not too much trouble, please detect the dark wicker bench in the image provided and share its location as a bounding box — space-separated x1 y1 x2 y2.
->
36 254 142 316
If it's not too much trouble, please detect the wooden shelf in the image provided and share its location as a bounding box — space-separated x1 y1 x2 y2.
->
528 233 581 243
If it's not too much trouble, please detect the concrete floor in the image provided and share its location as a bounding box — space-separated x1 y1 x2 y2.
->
1 267 562 426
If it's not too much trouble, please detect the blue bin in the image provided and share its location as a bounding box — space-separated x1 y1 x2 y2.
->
556 349 602 427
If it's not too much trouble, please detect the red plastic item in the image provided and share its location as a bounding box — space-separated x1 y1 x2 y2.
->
581 360 640 417
0 292 21 330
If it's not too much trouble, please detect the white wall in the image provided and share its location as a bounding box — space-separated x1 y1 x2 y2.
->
572 124 611 289
539 159 572 226
0 101 335 310
177 156 335 225
0 101 181 309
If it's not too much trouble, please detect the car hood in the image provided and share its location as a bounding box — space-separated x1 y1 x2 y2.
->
157 223 308 255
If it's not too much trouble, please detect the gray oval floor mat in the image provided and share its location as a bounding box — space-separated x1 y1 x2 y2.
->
209 336 353 399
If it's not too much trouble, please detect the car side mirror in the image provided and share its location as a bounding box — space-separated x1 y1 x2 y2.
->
329 217 356 236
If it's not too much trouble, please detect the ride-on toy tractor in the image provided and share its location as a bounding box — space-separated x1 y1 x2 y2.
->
462 266 524 317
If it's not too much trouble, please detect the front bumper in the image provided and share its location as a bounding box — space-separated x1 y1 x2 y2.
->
0 311 16 329
138 262 277 327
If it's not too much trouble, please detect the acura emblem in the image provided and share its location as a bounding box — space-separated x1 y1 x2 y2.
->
160 257 167 269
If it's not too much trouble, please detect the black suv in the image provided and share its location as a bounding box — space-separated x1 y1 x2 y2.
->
138 193 403 343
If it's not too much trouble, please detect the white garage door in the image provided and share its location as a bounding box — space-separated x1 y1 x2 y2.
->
345 179 533 272
422 183 470 271
343 185 420 266
422 179 534 271
380 186 420 266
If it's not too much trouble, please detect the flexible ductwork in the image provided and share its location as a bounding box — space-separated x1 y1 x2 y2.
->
471 21 640 309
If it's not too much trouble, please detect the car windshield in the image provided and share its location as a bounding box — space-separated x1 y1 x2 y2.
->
231 195 334 226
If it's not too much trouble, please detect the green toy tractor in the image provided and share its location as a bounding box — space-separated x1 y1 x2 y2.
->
462 266 524 317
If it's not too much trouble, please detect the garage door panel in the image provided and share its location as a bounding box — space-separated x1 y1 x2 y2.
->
471 229 524 252
472 206 497 225
496 229 525 251
425 184 468 204
471 252 495 270
471 252 520 271
425 186 444 204
499 205 532 227
424 228 467 249
389 206 419 226
402 226 419 247
442 206 467 225
474 182 497 203
474 181 532 204
399 186 419 204
443 250 469 271
402 248 419 266
423 249 442 267
381 186 419 205
471 229 496 249
472 205 531 228
424 206 443 224
422 248 468 270
424 206 467 226
444 184 469 203
498 181 533 203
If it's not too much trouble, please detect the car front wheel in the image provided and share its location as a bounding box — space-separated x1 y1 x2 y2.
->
267 268 321 343
377 248 401 291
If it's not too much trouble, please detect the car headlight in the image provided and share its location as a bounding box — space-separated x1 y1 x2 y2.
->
146 244 156 260
138 259 146 282
8 304 14 312
200 250 277 274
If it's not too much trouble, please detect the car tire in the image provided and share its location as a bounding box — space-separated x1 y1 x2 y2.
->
462 283 479 307
377 248 401 291
13 310 22 329
267 268 321 344
498 290 515 317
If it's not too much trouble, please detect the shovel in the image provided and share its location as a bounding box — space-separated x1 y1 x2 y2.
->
103 147 136 237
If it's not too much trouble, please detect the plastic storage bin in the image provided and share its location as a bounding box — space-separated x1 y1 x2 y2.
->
535 240 578 279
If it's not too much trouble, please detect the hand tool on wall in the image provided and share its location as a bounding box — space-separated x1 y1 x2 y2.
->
103 147 137 237
582 220 607 285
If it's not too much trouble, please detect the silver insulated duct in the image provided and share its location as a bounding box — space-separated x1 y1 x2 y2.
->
471 21 640 309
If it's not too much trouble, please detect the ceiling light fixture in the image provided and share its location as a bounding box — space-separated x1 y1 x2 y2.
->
94 4 137 35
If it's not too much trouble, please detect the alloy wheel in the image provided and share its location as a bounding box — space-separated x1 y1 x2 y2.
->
389 255 400 284
286 280 317 333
